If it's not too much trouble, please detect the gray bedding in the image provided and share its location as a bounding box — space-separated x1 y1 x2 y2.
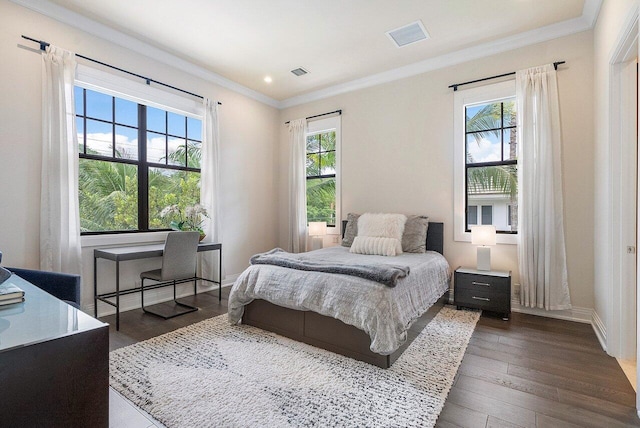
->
228 246 450 355
250 248 410 287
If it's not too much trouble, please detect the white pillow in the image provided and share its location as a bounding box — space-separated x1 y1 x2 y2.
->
350 236 402 257
350 213 407 256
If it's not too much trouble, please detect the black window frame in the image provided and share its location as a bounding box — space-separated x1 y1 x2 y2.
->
305 130 337 227
76 86 202 235
464 99 517 234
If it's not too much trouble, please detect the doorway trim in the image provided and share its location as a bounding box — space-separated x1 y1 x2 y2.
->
606 2 639 414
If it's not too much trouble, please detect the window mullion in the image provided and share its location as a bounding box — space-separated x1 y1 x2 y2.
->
138 104 149 231
112 97 116 158
500 102 505 162
82 89 87 155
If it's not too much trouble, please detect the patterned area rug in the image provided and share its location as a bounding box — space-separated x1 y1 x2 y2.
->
110 307 480 427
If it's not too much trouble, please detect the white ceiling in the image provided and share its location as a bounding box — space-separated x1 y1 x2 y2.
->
19 0 598 107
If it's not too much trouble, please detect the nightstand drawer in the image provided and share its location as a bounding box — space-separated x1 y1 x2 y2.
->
454 268 511 317
455 273 510 293
455 287 510 312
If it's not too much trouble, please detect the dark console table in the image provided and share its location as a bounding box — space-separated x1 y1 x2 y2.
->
94 242 222 330
0 274 109 427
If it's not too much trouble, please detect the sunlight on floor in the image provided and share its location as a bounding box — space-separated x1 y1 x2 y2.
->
617 359 637 392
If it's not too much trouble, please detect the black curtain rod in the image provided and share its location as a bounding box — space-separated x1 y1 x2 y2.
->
448 61 566 91
284 109 342 125
21 35 221 105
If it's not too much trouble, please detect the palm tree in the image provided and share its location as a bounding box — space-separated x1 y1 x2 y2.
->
306 132 337 225
78 157 138 231
166 140 202 168
79 144 203 232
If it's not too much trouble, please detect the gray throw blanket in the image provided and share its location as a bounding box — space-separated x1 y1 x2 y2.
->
250 248 410 287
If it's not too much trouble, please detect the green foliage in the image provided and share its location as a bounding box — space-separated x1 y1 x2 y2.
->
79 157 201 233
307 178 336 225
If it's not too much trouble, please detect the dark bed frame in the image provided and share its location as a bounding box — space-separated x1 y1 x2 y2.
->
242 221 446 368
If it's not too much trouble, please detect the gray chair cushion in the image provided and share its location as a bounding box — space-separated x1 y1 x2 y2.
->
140 269 163 281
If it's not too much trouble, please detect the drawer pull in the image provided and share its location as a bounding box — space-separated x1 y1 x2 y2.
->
472 296 491 302
472 281 491 287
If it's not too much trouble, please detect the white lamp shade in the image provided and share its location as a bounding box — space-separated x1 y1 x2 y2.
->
471 225 496 246
308 222 327 237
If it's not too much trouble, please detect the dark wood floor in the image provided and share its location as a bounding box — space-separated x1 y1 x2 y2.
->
103 290 639 428
104 286 232 351
438 312 639 428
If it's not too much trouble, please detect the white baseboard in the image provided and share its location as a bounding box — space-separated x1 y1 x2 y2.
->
83 273 239 317
510 298 592 323
510 298 608 353
591 309 607 352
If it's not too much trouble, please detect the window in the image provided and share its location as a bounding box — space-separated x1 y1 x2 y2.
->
305 116 341 230
468 205 478 225
454 80 517 244
75 86 202 234
481 205 493 225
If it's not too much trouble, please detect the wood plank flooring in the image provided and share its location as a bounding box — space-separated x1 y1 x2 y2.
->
438 312 640 428
102 291 639 428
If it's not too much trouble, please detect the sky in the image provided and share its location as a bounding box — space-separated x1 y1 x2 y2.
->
74 87 202 164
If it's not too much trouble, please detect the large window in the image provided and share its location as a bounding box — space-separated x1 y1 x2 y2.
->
76 87 202 233
305 116 341 230
465 97 517 233
454 81 517 244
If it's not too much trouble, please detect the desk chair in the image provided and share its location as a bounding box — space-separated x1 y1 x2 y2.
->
140 231 200 319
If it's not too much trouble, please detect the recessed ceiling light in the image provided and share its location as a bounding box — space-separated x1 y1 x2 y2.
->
264 76 272 83
386 20 430 48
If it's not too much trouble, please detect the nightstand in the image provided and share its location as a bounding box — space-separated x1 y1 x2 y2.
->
454 267 511 320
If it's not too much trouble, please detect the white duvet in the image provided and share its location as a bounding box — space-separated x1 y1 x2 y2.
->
228 246 450 355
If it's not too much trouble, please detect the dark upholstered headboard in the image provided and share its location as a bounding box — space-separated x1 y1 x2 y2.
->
341 220 444 255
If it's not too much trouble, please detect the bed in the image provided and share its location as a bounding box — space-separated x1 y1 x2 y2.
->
228 221 449 368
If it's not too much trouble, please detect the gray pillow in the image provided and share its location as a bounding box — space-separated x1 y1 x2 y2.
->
341 213 360 247
402 215 429 253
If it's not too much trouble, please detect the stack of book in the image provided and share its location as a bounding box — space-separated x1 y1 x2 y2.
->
0 282 25 306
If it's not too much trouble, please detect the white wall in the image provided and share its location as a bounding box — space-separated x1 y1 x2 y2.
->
279 31 595 311
593 0 638 344
0 1 280 312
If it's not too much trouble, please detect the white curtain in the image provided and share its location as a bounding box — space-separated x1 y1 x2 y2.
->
288 119 308 253
199 98 224 281
516 64 571 310
40 46 82 274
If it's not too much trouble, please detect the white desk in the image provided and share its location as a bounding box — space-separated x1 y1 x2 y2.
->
94 242 221 330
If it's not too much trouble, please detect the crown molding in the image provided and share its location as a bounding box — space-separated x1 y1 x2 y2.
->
10 0 280 108
279 0 603 108
12 0 602 110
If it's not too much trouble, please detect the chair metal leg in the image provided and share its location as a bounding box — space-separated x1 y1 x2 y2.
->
141 277 199 320
141 278 147 311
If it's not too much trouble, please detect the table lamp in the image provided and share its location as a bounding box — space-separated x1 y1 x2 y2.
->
308 221 327 250
471 225 496 271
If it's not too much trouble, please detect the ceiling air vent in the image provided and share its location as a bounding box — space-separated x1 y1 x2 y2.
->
291 67 309 77
386 20 429 48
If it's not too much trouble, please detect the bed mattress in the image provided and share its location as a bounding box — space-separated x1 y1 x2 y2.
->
228 246 450 354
